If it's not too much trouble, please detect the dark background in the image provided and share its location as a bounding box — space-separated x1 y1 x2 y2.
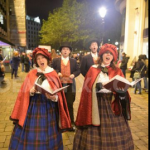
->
26 0 118 21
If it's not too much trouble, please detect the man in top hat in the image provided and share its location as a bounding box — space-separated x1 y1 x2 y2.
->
51 42 80 131
80 39 99 77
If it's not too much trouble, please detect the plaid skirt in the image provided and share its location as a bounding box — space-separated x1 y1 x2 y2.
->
9 94 63 150
73 93 134 150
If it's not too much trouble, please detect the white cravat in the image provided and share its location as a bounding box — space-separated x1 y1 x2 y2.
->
91 52 98 58
61 56 69 65
97 63 111 93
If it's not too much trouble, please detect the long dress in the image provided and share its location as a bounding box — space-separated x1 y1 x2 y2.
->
9 66 71 150
73 65 134 150
9 94 63 150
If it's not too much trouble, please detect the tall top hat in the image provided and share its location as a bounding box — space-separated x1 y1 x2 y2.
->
59 42 72 51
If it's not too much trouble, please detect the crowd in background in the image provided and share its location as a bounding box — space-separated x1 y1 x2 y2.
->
0 47 148 94
0 42 148 150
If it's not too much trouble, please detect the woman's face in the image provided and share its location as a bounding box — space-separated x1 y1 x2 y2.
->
36 55 48 71
102 51 113 65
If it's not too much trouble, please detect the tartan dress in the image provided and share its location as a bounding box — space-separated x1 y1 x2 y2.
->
9 94 63 150
73 93 134 150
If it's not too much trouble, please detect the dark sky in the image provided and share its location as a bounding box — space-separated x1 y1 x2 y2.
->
26 0 118 21
26 0 63 20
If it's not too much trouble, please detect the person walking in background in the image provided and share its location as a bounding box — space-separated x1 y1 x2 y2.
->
28 52 33 69
73 43 134 150
80 39 99 77
120 52 130 78
0 49 3 61
140 54 148 92
0 49 5 84
51 49 60 60
133 55 146 94
20 52 25 72
10 51 20 79
9 47 71 150
24 53 30 72
0 60 5 85
51 42 80 131
130 61 136 81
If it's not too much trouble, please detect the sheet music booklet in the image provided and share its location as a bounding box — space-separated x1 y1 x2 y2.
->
35 76 69 95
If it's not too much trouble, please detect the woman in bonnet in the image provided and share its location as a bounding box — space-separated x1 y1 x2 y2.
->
9 47 71 150
73 43 134 150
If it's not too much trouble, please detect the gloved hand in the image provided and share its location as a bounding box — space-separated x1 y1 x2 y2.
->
96 82 103 92
116 91 131 120
116 90 127 100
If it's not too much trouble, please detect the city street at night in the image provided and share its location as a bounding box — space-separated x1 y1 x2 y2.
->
0 68 148 150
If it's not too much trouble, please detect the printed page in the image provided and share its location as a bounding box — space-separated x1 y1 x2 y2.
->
104 75 131 86
35 79 69 95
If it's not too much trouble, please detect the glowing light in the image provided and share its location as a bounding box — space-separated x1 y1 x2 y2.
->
99 7 107 18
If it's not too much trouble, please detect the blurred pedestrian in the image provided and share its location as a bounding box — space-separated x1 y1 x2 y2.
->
133 55 146 94
24 53 30 72
0 60 5 85
73 43 134 150
0 49 5 84
51 42 80 131
140 54 148 92
20 52 25 72
10 51 20 79
0 49 3 61
120 52 130 78
80 39 99 77
9 47 71 150
51 49 60 60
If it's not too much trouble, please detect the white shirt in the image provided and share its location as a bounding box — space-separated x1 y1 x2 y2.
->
91 52 98 58
61 56 69 65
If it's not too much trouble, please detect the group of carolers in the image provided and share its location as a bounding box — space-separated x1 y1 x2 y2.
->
9 40 134 150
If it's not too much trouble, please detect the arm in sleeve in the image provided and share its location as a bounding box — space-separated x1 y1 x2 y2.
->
72 60 80 77
80 57 87 77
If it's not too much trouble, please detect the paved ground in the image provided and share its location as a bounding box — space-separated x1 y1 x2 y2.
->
0 68 148 150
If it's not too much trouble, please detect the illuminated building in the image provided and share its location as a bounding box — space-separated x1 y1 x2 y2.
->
26 15 41 50
115 0 148 64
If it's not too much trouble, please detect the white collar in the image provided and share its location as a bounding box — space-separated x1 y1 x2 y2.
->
61 56 69 60
92 64 99 68
101 63 110 67
91 52 98 58
37 66 54 73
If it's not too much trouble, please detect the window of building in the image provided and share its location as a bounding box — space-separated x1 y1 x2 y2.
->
0 12 4 24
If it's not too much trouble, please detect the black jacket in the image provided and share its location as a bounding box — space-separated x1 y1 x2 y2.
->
120 56 130 70
20 55 25 63
80 53 94 77
134 60 146 77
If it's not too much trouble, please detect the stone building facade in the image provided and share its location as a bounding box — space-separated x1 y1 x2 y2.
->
115 0 148 65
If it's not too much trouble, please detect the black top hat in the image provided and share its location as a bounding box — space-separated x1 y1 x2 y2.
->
89 38 99 46
59 42 72 51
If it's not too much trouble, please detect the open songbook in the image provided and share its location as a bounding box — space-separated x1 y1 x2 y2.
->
103 75 143 92
35 76 69 95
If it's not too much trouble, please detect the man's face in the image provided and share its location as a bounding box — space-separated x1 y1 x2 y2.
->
61 47 71 58
90 42 98 54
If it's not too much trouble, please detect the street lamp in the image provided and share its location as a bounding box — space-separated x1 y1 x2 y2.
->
115 41 120 60
99 7 107 47
115 41 119 46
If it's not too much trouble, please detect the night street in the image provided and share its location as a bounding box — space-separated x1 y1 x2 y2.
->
0 68 148 150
